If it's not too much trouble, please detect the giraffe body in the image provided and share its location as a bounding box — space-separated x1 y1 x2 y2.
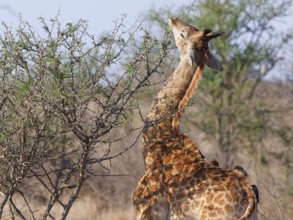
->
133 17 258 220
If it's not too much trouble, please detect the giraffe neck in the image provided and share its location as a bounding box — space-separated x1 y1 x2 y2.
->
172 63 204 128
146 51 206 129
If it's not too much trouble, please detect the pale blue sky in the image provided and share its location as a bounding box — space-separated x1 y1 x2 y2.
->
0 0 292 36
0 0 292 79
0 0 191 33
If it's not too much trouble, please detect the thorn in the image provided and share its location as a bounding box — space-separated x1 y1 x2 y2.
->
234 165 248 177
251 184 259 203
61 184 77 189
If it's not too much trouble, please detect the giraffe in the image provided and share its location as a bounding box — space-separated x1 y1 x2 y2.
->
133 17 258 220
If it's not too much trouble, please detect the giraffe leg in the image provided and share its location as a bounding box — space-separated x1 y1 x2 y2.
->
133 170 164 220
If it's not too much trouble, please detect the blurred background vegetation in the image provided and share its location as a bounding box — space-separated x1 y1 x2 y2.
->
0 0 292 219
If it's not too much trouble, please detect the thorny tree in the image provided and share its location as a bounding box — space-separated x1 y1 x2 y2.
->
0 17 172 219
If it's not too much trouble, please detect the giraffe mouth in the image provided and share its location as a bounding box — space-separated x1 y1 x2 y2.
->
168 17 178 28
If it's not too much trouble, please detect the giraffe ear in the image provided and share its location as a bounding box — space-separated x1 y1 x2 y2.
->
207 51 223 71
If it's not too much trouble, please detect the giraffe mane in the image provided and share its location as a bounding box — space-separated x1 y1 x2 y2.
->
172 59 206 129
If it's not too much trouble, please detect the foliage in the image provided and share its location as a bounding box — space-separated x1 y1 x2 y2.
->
0 16 172 219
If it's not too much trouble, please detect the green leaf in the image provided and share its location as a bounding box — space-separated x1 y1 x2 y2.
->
125 64 133 74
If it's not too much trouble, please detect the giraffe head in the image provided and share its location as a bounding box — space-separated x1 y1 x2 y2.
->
168 17 223 71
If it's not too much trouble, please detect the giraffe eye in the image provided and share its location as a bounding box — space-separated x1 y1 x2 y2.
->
181 33 185 38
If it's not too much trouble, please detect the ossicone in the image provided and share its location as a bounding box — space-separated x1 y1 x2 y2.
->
204 29 225 41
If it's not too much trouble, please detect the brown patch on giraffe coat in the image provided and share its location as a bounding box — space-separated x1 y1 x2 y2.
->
180 177 192 187
208 211 216 218
204 191 213 203
225 204 233 213
192 167 206 179
241 198 248 206
176 192 186 200
213 193 223 203
226 192 232 202
216 208 225 216
218 198 225 206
